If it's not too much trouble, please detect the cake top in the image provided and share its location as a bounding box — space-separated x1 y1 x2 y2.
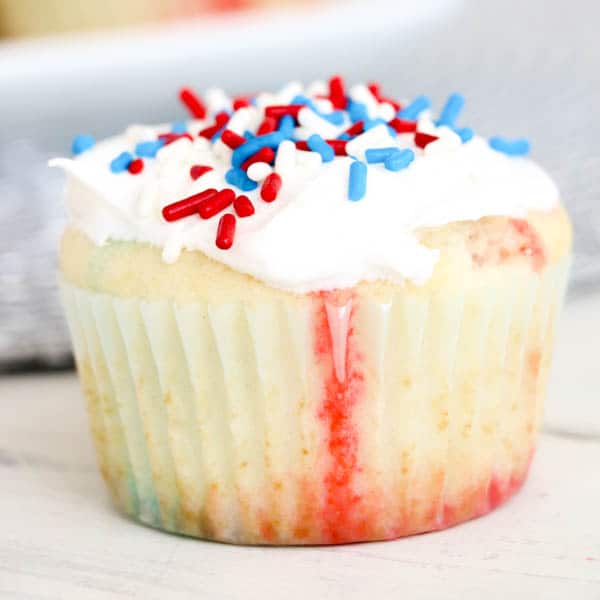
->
51 76 559 292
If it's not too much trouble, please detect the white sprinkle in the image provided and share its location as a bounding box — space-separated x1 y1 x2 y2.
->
417 113 436 134
314 98 334 113
377 102 396 122
296 149 322 175
346 124 396 161
274 140 296 177
349 84 379 119
205 87 232 113
247 162 273 182
297 107 339 139
227 106 258 135
276 81 303 104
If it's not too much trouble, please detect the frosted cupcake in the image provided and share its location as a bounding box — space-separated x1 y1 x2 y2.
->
52 77 571 544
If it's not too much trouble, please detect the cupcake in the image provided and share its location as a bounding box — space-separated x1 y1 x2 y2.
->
51 77 572 544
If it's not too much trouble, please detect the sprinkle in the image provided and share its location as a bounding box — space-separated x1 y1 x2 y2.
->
274 139 296 176
306 134 335 162
135 139 165 158
388 118 417 134
278 114 296 137
292 94 345 125
329 75 347 109
162 188 218 222
232 132 283 168
348 100 368 123
365 147 398 164
384 148 414 171
348 161 367 201
171 122 188 134
225 168 258 191
399 95 431 120
128 158 144 174
367 82 402 112
344 121 364 136
216 213 236 250
221 129 247 149
179 87 206 119
337 133 352 141
455 127 474 143
414 132 439 148
198 111 230 139
190 165 213 180
489 137 530 156
71 134 95 155
233 96 252 110
363 117 389 132
247 161 273 181
265 105 304 121
261 172 282 202
437 93 465 127
241 146 276 171
234 195 255 217
158 132 193 145
257 117 278 135
110 151 133 173
199 188 235 219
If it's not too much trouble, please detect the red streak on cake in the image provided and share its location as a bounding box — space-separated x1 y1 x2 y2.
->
313 293 367 543
509 219 546 271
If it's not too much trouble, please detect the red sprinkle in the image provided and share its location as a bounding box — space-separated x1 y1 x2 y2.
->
388 118 417 134
329 75 347 110
241 146 275 171
265 105 303 121
367 82 402 111
232 96 252 110
261 172 282 203
414 132 439 148
162 188 218 222
198 111 230 139
179 87 206 119
158 132 193 145
345 121 364 136
295 141 309 151
216 213 236 250
233 194 255 218
295 139 347 155
198 188 235 219
256 116 278 135
220 129 246 149
190 165 213 180
127 158 144 175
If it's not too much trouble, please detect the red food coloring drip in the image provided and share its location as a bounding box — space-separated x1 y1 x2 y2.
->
162 188 218 222
261 172 282 202
232 96 252 110
345 120 364 136
265 105 303 121
198 188 235 219
233 194 255 217
256 116 278 135
241 146 275 171
178 87 206 119
221 129 246 149
127 158 144 175
296 139 347 155
414 132 439 148
198 111 230 139
367 82 402 112
329 75 347 110
158 132 193 145
189 164 213 180
388 118 417 134
216 213 236 249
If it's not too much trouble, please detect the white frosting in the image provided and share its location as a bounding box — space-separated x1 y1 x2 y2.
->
51 81 559 293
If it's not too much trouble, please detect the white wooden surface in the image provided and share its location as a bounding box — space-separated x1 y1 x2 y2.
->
1 294 599 599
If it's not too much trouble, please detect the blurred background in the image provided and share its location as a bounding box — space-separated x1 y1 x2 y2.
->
0 0 598 371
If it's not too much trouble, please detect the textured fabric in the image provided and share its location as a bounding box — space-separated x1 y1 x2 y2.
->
0 0 596 368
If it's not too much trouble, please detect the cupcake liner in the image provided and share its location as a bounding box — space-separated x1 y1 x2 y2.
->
60 256 570 544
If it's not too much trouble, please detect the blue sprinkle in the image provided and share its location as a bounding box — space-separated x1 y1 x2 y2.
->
291 94 345 125
398 95 431 120
489 136 530 156
171 121 188 134
244 130 256 140
232 132 285 168
212 126 227 143
110 151 133 173
455 127 474 143
225 168 258 192
384 148 414 172
436 93 465 127
365 147 398 164
71 134 96 155
348 100 368 123
363 117 388 131
307 134 335 162
337 133 352 141
135 139 165 158
348 161 367 201
278 114 295 138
